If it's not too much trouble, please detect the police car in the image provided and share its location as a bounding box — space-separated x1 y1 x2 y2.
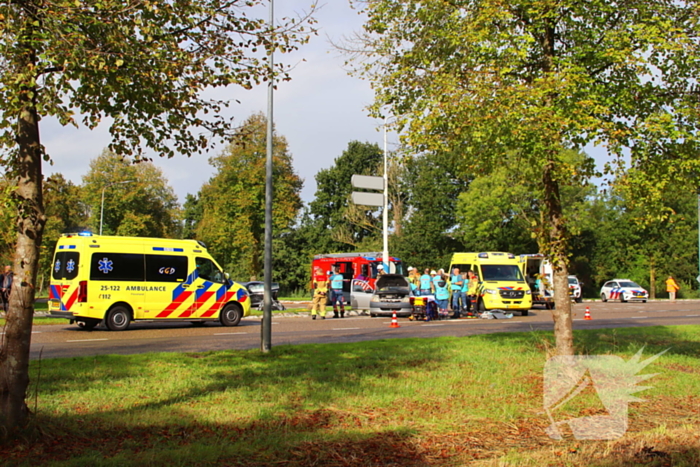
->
568 275 582 303
599 279 648 303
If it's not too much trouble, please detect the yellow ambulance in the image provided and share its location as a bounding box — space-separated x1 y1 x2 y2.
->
449 252 532 315
48 233 251 330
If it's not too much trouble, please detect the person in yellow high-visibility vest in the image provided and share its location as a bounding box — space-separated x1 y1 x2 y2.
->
666 275 680 302
311 267 328 320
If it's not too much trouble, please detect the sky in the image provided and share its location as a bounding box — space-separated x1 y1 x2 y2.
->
39 1 386 205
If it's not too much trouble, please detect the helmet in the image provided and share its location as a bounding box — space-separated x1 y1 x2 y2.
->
430 270 437 275
377 264 384 270
407 266 414 272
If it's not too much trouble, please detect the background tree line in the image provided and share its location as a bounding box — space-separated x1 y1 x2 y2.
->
3 112 695 299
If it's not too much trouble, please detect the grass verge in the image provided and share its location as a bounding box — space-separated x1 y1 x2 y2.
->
2 325 700 466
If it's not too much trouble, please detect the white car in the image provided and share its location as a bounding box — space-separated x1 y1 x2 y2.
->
600 279 648 303
568 275 582 303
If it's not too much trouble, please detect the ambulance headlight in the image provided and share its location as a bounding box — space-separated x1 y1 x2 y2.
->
525 290 532 295
484 289 497 295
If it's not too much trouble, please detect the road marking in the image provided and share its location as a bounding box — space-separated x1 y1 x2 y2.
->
686 315 700 317
66 338 108 342
214 332 247 335
422 323 446 327
333 327 360 331
629 316 649 319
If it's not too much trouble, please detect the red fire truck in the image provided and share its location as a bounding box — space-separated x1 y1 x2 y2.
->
310 252 403 304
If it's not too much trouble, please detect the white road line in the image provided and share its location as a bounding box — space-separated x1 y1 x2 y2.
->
333 327 360 331
66 338 108 342
629 316 649 319
422 323 446 327
686 315 700 317
214 332 247 335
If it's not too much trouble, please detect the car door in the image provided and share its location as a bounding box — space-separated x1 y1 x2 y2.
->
187 256 228 318
350 279 374 311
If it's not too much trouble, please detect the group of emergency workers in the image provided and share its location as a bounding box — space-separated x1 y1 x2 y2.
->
310 263 387 319
407 266 481 318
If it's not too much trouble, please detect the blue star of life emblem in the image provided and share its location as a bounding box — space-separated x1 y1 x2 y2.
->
98 257 113 274
54 260 61 273
66 259 75 273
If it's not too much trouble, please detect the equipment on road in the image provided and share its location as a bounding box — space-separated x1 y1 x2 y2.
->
584 306 592 320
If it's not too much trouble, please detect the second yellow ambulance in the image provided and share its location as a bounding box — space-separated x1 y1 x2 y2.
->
449 252 532 315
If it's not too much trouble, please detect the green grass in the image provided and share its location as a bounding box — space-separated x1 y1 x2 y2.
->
3 326 700 466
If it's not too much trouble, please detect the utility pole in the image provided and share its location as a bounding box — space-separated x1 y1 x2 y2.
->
261 0 274 353
382 117 389 271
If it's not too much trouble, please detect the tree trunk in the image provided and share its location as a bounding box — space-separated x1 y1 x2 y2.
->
542 160 574 356
649 260 656 300
0 6 45 432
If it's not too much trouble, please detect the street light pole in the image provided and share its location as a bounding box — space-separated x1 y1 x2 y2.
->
100 180 133 235
383 116 389 272
261 0 274 353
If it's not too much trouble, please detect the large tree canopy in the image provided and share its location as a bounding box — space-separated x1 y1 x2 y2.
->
82 150 181 237
0 0 315 433
353 0 700 355
196 113 303 281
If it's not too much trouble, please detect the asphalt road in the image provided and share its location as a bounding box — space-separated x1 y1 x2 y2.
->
22 300 700 360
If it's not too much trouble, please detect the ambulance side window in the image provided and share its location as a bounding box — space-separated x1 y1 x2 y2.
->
52 251 80 280
195 257 225 283
90 253 145 281
145 255 188 282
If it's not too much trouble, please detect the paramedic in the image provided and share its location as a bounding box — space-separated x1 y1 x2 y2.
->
419 269 432 296
434 276 450 316
450 267 464 318
407 266 419 294
330 266 345 318
461 271 470 313
311 267 328 320
468 271 479 313
431 269 441 293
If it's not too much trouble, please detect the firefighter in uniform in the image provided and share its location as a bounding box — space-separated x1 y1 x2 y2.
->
330 266 346 318
311 267 328 320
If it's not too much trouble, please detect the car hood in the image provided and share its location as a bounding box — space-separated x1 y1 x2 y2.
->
375 274 410 292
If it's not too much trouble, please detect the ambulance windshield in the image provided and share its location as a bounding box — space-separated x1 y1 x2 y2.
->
480 265 524 282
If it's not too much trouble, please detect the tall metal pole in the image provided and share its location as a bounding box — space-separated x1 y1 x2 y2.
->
383 117 389 271
261 0 274 353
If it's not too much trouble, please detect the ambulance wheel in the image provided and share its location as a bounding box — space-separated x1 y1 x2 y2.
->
220 303 242 327
106 306 131 331
520 309 529 317
477 300 486 313
600 293 607 302
77 318 100 331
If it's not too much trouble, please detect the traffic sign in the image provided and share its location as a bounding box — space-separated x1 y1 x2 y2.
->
351 174 384 191
351 191 384 207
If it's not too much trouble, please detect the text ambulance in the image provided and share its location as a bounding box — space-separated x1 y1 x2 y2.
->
48 233 250 331
449 252 532 315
